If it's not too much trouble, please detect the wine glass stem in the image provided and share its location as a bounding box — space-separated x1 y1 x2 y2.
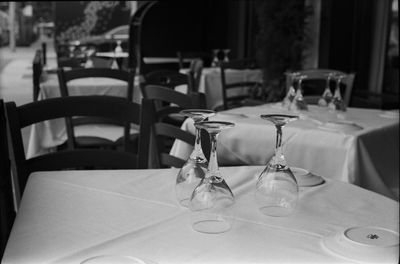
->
207 132 219 177
274 125 285 165
190 127 203 159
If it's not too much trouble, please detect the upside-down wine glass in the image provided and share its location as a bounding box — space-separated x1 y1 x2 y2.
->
255 114 299 217
317 72 334 107
211 49 220 68
290 74 308 111
222 49 231 62
328 74 347 112
282 71 300 109
176 109 216 207
190 121 235 234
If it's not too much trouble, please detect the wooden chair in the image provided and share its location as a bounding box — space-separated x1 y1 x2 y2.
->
219 58 264 110
141 83 207 127
290 69 356 106
32 49 43 101
176 51 212 69
141 95 210 169
187 59 204 93
0 100 15 258
4 96 148 206
57 67 135 150
143 69 190 93
91 56 114 68
141 98 196 168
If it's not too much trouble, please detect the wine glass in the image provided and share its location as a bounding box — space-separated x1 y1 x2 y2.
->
175 109 216 207
222 49 231 62
255 114 299 217
328 74 347 112
289 74 308 111
282 71 300 109
318 72 334 107
189 121 235 234
211 49 220 68
115 40 123 54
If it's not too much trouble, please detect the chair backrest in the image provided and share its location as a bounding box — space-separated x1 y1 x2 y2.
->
176 51 212 69
141 84 207 120
141 98 196 168
291 69 356 106
187 59 204 93
32 49 43 101
219 58 262 110
143 69 190 92
57 67 135 149
0 100 16 258
91 56 114 68
5 96 148 205
57 57 86 69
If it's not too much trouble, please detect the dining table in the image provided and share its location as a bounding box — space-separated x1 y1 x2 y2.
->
26 73 142 159
2 166 398 264
170 103 399 201
180 67 263 110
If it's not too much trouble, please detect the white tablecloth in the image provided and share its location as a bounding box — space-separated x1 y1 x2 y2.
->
26 74 141 158
181 67 263 110
171 104 399 200
2 166 398 263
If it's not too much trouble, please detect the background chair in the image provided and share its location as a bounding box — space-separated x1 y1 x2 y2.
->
32 49 43 102
219 58 264 110
141 83 207 127
142 69 190 94
0 100 15 258
139 86 209 167
5 96 148 207
57 67 136 150
291 69 355 106
176 51 212 69
187 59 204 93
141 98 196 168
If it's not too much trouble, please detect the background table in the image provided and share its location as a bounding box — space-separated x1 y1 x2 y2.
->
2 166 398 263
26 73 141 158
181 67 263 110
171 104 399 200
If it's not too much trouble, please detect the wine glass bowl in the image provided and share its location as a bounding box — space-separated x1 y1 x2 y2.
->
211 49 220 68
175 109 216 207
328 74 347 112
282 72 300 109
256 114 299 217
318 72 335 107
290 75 308 111
222 49 231 62
189 121 235 234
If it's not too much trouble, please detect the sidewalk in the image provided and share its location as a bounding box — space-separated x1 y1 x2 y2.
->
0 35 57 106
0 36 57 152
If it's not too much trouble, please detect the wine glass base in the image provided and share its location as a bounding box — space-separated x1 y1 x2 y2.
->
192 219 232 234
258 205 295 217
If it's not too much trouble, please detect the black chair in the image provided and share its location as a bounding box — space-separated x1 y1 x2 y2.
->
143 69 190 93
141 95 210 169
57 67 136 150
4 96 148 207
32 49 43 101
0 100 15 259
219 58 264 110
141 83 207 127
176 51 212 69
141 98 196 168
290 69 356 106
187 59 204 93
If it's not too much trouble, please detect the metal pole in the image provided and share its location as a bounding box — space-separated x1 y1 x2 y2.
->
8 2 16 52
